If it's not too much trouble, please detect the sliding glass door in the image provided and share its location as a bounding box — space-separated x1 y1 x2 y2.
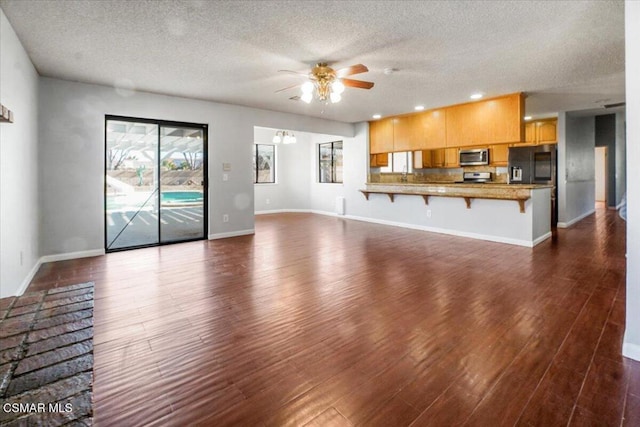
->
105 116 207 251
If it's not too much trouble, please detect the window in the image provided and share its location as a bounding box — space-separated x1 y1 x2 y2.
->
253 144 275 183
380 151 413 173
319 141 343 183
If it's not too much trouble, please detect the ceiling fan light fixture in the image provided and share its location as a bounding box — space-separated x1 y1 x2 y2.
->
301 92 313 103
330 92 342 103
331 80 345 95
301 81 314 94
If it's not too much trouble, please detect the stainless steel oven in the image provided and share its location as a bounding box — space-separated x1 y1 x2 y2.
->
459 148 489 166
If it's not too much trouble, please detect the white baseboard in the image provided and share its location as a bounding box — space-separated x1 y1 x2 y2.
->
557 209 595 229
40 249 105 264
310 209 339 217
255 209 339 217
532 232 553 247
208 229 255 240
15 258 44 296
623 342 640 362
255 209 311 215
343 214 544 247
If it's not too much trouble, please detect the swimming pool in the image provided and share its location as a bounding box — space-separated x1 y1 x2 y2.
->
161 191 204 204
107 191 203 210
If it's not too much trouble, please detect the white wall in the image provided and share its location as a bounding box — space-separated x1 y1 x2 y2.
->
253 126 311 212
624 0 640 362
558 113 596 227
37 77 354 260
0 10 40 297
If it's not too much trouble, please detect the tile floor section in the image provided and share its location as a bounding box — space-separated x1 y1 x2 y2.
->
0 283 94 426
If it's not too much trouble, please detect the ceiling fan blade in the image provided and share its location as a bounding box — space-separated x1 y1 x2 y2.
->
342 78 374 89
336 64 369 78
278 69 309 77
275 83 302 93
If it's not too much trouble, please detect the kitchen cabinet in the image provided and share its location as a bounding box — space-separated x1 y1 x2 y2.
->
429 148 459 168
371 109 446 154
445 147 459 167
393 114 423 152
523 118 557 145
537 119 557 143
485 94 524 143
489 144 509 166
422 109 447 149
370 118 394 154
370 153 389 167
446 102 488 147
446 93 524 147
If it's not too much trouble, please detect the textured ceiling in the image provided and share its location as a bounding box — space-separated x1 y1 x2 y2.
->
0 0 625 123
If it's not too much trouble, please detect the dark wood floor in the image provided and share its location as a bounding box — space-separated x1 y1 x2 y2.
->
28 208 639 426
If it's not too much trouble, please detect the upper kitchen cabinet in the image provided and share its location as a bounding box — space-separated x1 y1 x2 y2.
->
446 93 524 147
393 114 423 152
485 93 524 143
370 109 446 153
422 109 447 149
370 117 394 154
445 102 488 147
523 118 557 145
536 119 557 143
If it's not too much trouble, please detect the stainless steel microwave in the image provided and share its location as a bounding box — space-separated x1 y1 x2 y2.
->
459 148 489 166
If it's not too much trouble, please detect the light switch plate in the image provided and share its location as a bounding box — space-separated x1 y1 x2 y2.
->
223 163 232 171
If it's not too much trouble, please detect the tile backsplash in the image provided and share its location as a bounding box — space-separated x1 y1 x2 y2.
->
369 166 509 184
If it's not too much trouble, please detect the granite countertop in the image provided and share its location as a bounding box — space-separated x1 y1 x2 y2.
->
364 182 552 190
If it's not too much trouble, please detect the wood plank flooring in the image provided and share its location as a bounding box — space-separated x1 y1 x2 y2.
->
28 208 638 426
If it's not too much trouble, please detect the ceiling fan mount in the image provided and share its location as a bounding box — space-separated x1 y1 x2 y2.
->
277 62 374 103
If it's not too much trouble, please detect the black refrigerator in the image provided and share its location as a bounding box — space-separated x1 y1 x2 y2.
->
508 144 558 228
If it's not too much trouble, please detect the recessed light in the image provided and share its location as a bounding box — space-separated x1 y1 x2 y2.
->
372 114 382 119
470 93 483 100
524 116 532 121
414 105 425 111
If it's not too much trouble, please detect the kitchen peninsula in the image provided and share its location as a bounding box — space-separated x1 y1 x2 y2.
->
365 92 555 247
359 182 552 247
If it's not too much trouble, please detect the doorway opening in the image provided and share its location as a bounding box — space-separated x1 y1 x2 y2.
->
595 146 608 208
105 116 208 252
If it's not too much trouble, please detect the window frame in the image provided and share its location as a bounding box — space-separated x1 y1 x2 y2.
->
318 141 343 184
253 143 276 184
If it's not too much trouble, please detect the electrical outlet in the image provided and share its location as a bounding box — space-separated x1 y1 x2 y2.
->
426 209 432 218
266 198 270 205
223 214 229 223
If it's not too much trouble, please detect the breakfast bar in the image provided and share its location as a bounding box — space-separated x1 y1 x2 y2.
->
358 182 553 247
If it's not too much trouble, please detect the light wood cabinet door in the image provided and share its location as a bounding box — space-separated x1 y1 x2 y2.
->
393 114 425 152
525 122 536 143
444 147 459 167
489 144 509 166
422 109 447 149
446 102 489 147
369 118 394 154
370 153 389 167
431 149 445 168
485 93 524 143
414 150 433 168
536 120 557 144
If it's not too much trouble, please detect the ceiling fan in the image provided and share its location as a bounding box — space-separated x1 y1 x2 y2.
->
276 62 374 104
